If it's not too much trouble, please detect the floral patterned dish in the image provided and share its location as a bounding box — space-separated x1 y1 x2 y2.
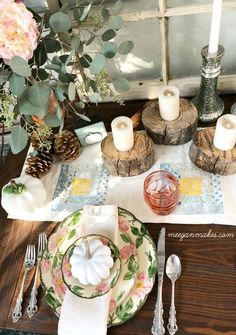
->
62 234 121 298
40 208 157 326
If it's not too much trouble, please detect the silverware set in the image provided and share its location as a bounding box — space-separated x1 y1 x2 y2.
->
152 228 182 335
12 232 47 323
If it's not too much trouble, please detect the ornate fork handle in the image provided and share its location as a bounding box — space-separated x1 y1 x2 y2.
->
27 264 39 317
151 275 165 335
12 269 28 323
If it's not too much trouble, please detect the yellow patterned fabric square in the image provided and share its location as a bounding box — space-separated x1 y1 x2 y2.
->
70 178 92 195
179 177 202 196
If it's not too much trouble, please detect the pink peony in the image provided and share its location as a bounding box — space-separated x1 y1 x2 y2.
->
118 217 129 232
120 244 136 260
40 259 51 274
0 0 39 63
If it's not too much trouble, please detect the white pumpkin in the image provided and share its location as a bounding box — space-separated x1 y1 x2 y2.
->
70 239 114 286
1 175 47 215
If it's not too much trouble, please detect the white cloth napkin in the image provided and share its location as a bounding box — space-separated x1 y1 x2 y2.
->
58 205 118 335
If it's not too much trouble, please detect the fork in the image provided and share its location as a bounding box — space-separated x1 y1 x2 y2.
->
27 232 47 317
12 244 36 323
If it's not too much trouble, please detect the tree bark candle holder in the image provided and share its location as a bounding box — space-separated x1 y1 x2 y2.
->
142 98 198 145
189 127 236 175
101 132 155 177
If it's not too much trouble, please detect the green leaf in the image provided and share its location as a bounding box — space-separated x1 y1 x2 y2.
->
75 101 85 109
45 292 61 310
68 82 76 101
148 263 157 278
71 36 81 51
10 125 28 154
49 12 71 33
27 83 51 107
45 114 62 128
101 29 116 41
56 105 63 120
119 312 132 322
113 0 124 15
80 54 92 68
90 54 105 75
123 272 133 280
9 74 25 96
110 16 123 30
68 229 76 239
101 8 110 22
118 41 134 55
44 63 61 72
52 56 63 67
9 56 31 77
53 87 66 102
113 77 130 92
89 93 102 104
72 285 84 295
43 38 62 53
131 226 140 236
73 7 83 21
34 41 47 66
140 225 148 236
86 35 95 46
74 111 91 122
32 68 49 81
123 298 133 313
101 42 117 58
18 90 48 118
0 69 10 85
136 236 143 248
80 3 92 21
120 233 131 243
52 256 58 269
69 211 81 226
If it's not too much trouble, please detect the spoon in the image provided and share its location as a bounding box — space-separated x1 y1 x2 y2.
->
166 254 182 335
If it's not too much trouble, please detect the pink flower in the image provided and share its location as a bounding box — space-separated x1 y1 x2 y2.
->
96 282 109 293
62 257 72 277
120 244 136 260
48 227 68 253
0 0 39 63
53 268 67 298
132 272 153 298
109 298 116 311
40 259 51 273
118 217 129 232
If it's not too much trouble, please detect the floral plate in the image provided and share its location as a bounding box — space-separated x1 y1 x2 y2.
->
40 208 157 326
62 234 121 298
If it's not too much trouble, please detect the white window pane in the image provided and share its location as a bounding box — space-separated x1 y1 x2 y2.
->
169 10 236 78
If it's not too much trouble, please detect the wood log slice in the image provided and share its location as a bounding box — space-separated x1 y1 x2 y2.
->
142 98 198 145
101 132 155 177
189 127 236 175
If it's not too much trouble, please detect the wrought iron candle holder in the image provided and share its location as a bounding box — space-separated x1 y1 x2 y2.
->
192 45 224 123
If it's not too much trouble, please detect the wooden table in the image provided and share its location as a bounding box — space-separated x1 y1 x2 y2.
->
1 99 236 335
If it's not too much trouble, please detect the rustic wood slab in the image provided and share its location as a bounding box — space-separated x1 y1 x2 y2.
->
101 132 155 176
189 127 236 175
142 98 198 145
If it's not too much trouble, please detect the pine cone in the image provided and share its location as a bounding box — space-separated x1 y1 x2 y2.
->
54 130 81 162
30 131 55 153
25 149 53 178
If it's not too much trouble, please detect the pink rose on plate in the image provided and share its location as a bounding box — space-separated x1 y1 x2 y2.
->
0 0 39 63
53 268 67 298
109 298 116 311
118 217 129 232
40 259 51 274
96 282 109 293
62 257 72 277
120 244 136 260
132 272 153 298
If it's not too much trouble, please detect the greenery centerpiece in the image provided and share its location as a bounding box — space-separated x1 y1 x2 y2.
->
0 0 133 161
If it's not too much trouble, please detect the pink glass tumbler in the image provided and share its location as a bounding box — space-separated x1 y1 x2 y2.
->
143 170 179 215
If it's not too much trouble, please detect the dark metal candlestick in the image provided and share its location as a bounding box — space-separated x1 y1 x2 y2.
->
192 45 224 123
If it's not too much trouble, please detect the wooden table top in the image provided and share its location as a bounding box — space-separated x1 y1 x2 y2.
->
1 98 236 335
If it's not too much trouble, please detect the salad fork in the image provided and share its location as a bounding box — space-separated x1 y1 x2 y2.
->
12 244 36 323
27 232 47 317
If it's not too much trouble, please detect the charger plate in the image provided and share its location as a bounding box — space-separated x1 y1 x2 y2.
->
40 207 157 326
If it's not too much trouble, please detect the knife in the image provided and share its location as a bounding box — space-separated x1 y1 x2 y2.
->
151 227 166 335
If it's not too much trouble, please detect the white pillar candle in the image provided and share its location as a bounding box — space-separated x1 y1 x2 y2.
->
208 0 222 57
213 114 236 151
111 116 134 152
158 85 180 122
